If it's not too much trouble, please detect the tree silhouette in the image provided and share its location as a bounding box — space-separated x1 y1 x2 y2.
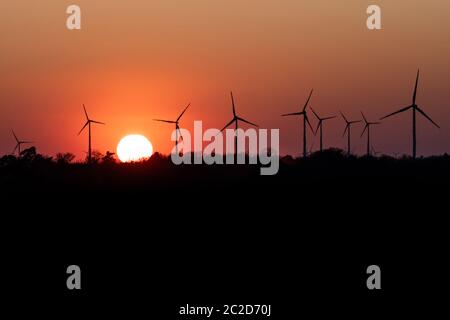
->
56 153 76 165
102 151 116 164
86 150 103 164
20 147 37 162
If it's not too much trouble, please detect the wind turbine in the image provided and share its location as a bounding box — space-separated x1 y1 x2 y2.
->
380 69 439 158
281 89 315 157
371 146 381 157
310 107 335 152
153 103 190 155
340 111 361 155
78 104 105 164
220 92 258 156
360 112 381 156
11 130 33 155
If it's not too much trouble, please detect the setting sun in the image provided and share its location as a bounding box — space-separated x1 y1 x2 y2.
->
117 135 153 163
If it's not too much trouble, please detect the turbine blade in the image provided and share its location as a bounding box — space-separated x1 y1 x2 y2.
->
413 69 419 105
361 124 368 137
310 107 320 120
177 103 190 121
315 122 321 135
91 120 105 125
221 118 236 132
176 125 183 141
351 120 362 124
302 89 313 112
360 111 368 123
281 111 304 117
342 125 349 137
305 115 314 133
78 122 89 135
12 144 19 154
380 106 412 120
11 130 19 143
83 104 89 120
231 92 236 117
237 116 258 127
340 111 348 123
416 106 440 128
153 119 176 124
323 115 336 121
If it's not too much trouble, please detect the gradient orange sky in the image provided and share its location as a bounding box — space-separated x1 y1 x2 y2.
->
0 0 449 158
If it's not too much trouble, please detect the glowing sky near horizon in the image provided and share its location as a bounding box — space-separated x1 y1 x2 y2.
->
0 0 449 158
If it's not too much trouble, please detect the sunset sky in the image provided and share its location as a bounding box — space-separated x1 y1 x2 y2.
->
0 0 449 158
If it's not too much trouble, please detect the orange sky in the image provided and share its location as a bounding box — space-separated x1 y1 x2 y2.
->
0 0 449 158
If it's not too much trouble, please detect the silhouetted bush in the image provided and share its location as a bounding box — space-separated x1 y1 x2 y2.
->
56 153 76 165
102 151 117 164
1 147 449 194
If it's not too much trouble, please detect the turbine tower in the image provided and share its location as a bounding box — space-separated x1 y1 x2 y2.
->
380 69 439 158
78 104 105 164
281 89 315 157
361 112 381 156
220 92 259 157
340 111 361 155
11 130 33 155
153 103 190 155
310 107 335 152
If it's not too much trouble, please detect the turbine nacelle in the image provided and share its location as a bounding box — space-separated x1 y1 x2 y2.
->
78 105 105 135
11 130 34 154
281 89 315 157
380 69 439 128
340 111 361 137
310 107 335 134
153 103 191 145
221 92 258 132
78 104 105 164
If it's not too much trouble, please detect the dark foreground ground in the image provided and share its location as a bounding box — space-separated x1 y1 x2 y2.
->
1 149 449 317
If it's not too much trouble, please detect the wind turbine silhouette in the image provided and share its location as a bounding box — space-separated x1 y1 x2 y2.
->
380 69 439 159
11 130 33 155
220 92 258 157
281 89 315 157
153 103 190 155
78 104 105 164
340 111 361 155
371 145 381 157
310 107 335 152
360 112 381 156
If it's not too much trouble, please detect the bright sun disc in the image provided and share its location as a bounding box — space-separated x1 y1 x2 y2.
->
117 134 153 163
